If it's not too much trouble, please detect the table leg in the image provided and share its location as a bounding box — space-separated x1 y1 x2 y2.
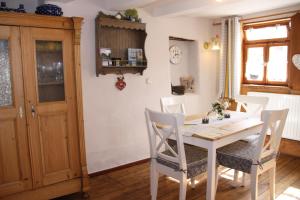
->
206 145 216 200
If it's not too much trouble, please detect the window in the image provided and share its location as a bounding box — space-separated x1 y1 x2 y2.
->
243 20 290 85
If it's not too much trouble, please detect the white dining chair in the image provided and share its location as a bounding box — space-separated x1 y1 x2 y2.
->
235 95 269 116
216 109 289 200
234 95 269 184
160 96 201 187
145 108 215 200
160 96 186 114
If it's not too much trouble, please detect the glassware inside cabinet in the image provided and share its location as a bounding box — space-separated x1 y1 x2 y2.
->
36 40 65 103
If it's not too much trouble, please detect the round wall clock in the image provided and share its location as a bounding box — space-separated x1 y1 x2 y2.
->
292 54 300 70
169 45 182 64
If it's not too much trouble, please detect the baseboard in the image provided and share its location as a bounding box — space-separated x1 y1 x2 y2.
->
89 158 150 177
88 138 300 178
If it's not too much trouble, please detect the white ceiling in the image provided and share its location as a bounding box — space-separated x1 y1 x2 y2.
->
52 0 300 17
144 0 300 17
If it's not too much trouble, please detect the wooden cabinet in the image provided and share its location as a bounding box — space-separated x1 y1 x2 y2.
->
0 25 32 198
95 16 147 76
0 12 89 199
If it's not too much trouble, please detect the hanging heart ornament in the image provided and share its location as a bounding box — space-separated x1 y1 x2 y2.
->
115 75 126 90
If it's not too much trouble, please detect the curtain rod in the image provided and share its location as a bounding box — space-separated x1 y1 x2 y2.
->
213 9 300 26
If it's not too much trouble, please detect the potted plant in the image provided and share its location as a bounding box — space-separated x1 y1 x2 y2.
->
210 98 230 120
124 8 138 22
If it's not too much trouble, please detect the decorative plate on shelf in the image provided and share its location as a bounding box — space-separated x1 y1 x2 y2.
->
169 45 182 64
35 4 63 16
292 54 300 70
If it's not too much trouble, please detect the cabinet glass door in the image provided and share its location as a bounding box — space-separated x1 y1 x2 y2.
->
0 40 12 106
36 41 65 102
21 27 81 187
0 26 32 197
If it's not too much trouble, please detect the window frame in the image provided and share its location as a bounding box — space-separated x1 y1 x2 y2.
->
242 20 290 86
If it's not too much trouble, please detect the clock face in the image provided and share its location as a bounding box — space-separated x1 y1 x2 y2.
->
292 54 300 70
169 45 182 64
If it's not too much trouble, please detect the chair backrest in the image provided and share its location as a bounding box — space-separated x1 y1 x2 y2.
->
160 96 186 114
145 108 187 171
254 109 289 162
235 95 269 116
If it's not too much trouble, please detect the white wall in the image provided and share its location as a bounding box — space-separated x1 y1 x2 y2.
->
5 0 42 13
45 0 219 173
169 40 197 87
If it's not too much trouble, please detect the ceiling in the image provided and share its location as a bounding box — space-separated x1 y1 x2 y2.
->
52 0 300 17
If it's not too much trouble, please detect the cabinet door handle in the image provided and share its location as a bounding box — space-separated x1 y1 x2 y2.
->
19 106 23 119
31 105 36 118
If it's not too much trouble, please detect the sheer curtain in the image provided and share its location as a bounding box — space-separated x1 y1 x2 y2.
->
219 16 241 99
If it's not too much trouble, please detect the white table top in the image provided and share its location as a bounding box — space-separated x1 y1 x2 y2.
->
183 111 263 141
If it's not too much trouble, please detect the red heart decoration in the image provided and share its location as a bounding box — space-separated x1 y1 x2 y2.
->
115 76 126 90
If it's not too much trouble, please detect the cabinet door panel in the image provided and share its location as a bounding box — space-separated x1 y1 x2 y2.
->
21 27 80 187
0 26 32 197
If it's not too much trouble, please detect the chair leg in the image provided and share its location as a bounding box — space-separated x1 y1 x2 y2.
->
242 172 246 187
179 173 188 200
269 167 276 200
250 171 258 200
150 162 159 200
233 170 239 186
190 177 196 189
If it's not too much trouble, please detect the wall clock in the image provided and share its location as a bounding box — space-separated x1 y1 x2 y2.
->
292 54 300 70
169 45 182 64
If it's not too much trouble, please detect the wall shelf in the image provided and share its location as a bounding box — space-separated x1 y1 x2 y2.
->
95 14 147 76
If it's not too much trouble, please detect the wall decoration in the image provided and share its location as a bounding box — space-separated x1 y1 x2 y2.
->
128 48 143 66
95 13 147 75
35 4 63 16
203 35 220 50
169 45 182 64
115 75 126 90
180 76 195 93
100 48 112 66
292 54 300 70
124 8 139 22
115 12 123 20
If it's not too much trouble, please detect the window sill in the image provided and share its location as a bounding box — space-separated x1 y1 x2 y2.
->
241 84 290 94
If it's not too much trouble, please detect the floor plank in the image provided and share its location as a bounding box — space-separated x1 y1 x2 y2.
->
55 154 300 200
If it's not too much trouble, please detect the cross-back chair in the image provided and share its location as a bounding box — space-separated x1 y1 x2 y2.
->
160 96 186 114
145 108 212 200
160 96 200 187
235 95 269 116
217 109 289 200
234 95 269 183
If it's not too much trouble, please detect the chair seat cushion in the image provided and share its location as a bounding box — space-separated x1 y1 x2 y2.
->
239 133 260 143
217 140 276 173
156 144 208 178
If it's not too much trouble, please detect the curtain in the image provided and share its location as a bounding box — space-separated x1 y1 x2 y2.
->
219 16 241 99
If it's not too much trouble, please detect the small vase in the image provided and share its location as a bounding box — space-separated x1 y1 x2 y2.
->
217 112 224 120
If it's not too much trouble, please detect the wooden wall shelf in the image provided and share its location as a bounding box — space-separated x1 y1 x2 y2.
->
98 17 146 30
95 15 147 76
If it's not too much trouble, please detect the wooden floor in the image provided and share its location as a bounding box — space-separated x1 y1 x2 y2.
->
56 154 300 200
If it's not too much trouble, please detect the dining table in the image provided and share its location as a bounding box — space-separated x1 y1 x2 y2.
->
179 111 263 200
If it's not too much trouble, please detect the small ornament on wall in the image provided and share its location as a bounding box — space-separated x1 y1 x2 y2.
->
115 75 126 90
292 54 300 70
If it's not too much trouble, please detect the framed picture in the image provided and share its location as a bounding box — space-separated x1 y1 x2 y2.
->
100 48 112 66
128 48 143 66
100 48 111 58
